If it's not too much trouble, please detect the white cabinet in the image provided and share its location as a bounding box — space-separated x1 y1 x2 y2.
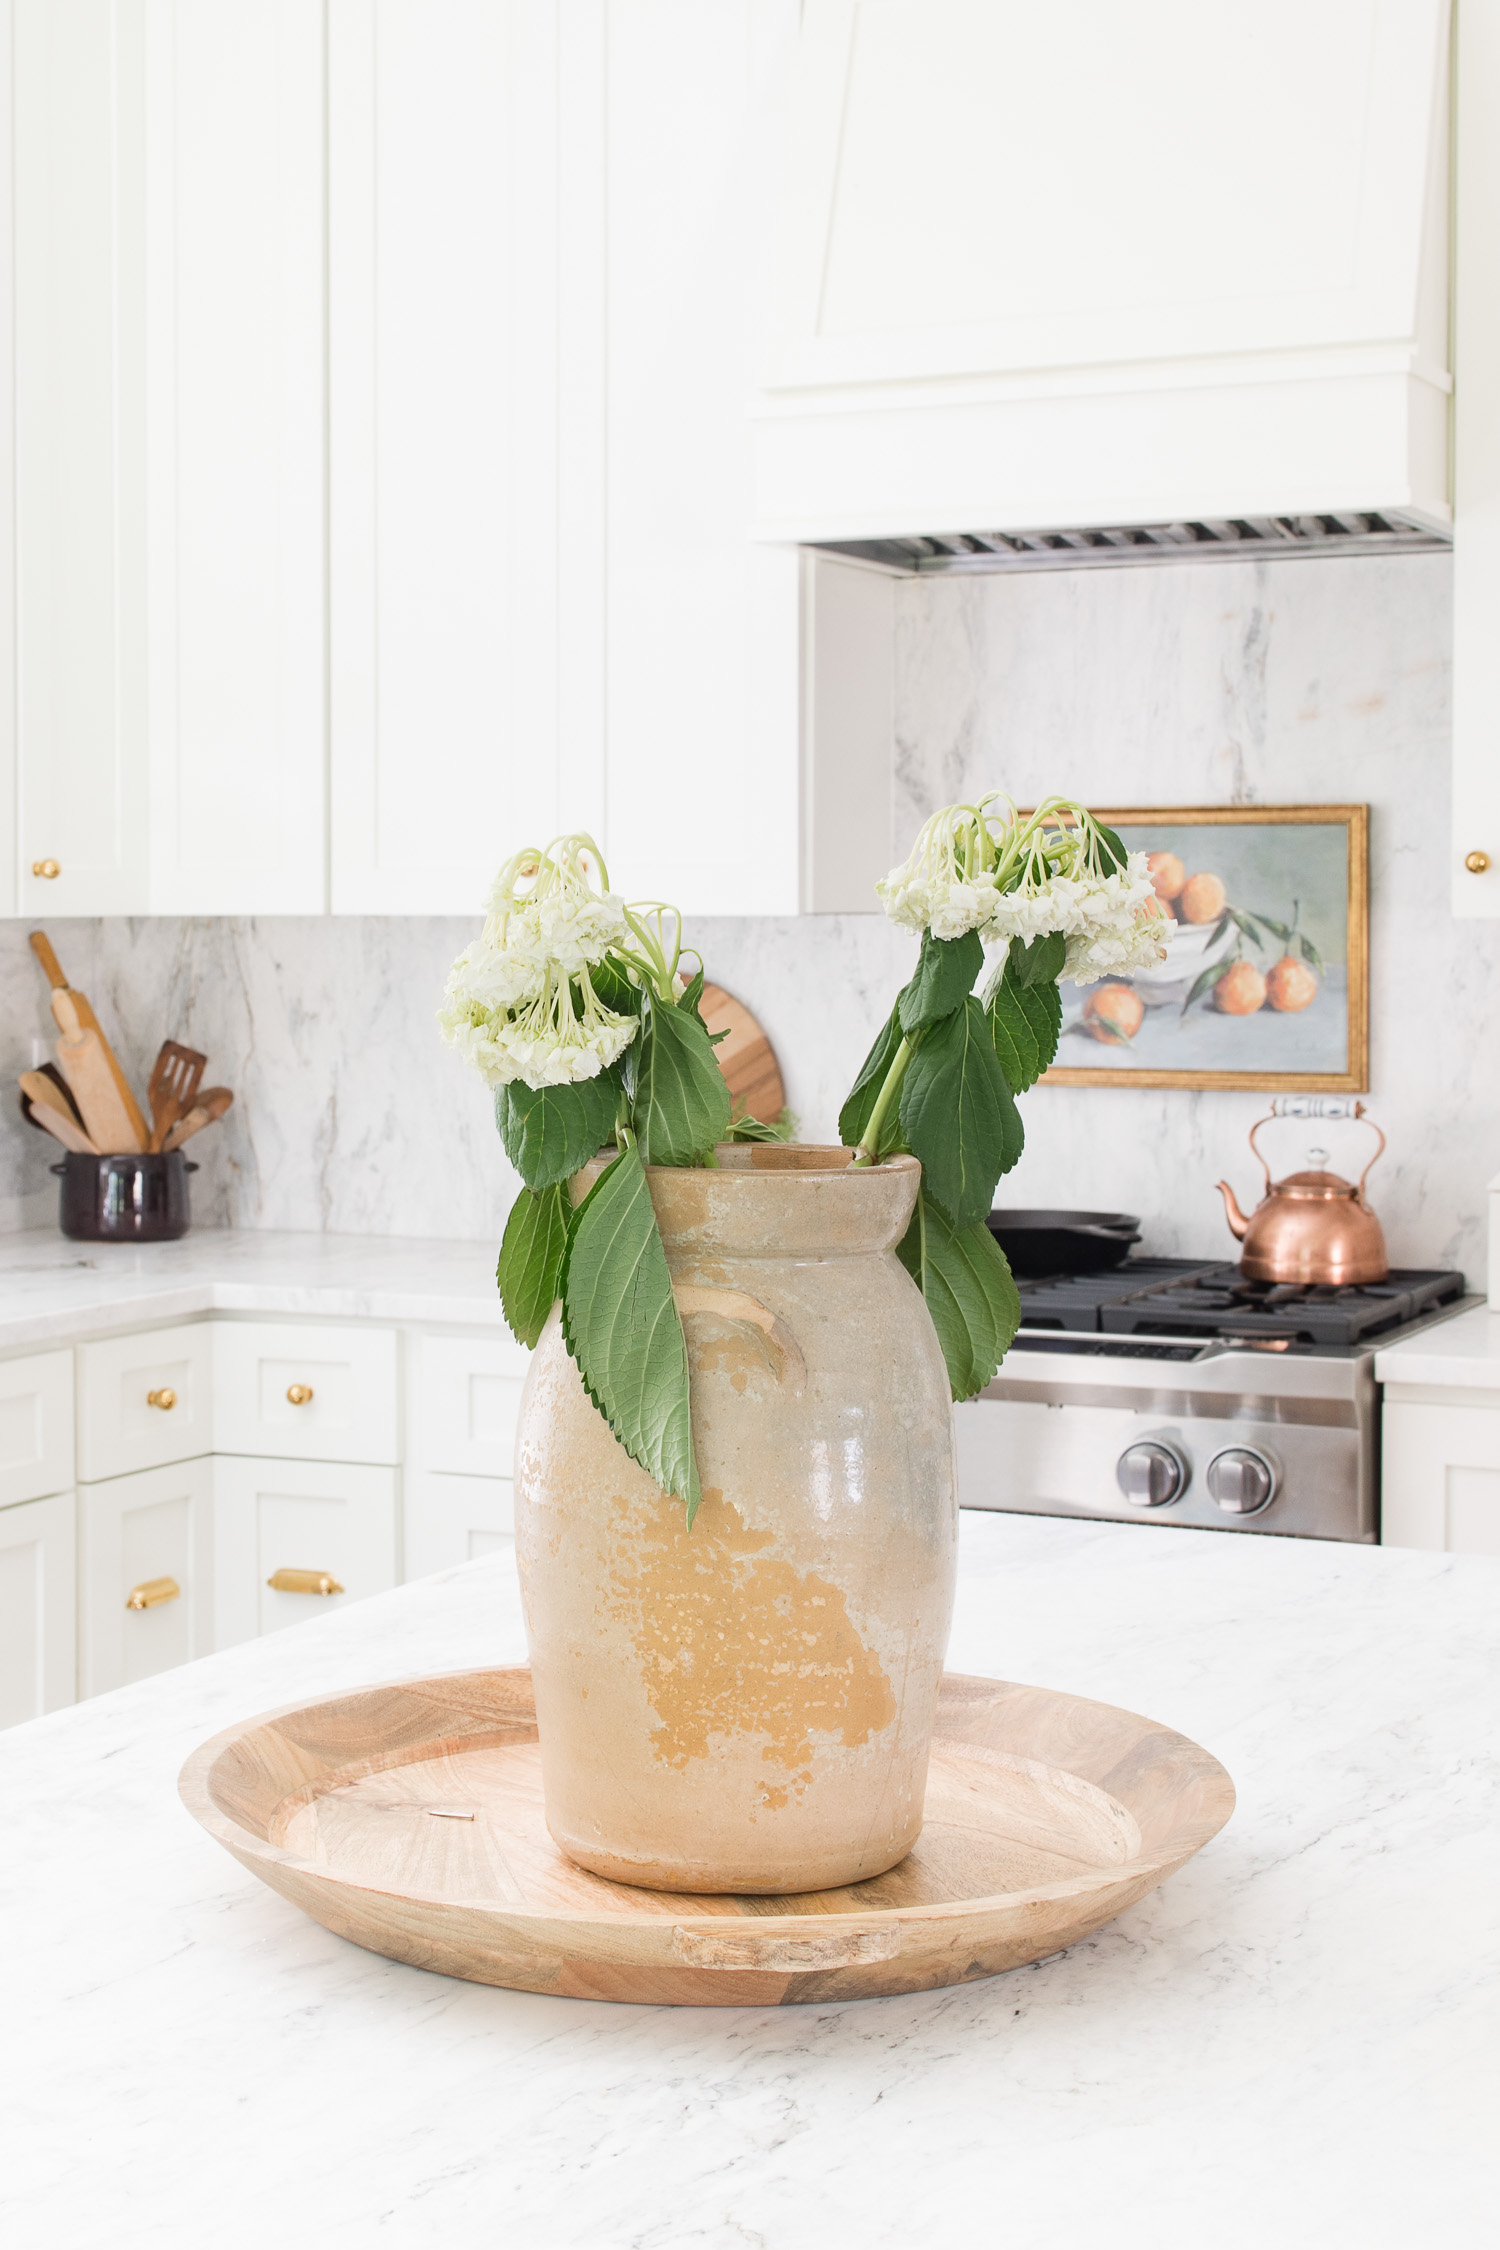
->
756 0 1452 541
1382 1395 1500 1555
409 1332 526 1479
404 1470 513 1580
212 1321 398 1465
11 0 326 916
0 1492 76 1726
77 1323 213 1482
78 1457 214 1696
0 1349 74 1508
1452 1 1500 919
213 1455 397 1646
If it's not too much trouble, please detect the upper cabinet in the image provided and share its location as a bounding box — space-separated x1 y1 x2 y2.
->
755 0 1454 541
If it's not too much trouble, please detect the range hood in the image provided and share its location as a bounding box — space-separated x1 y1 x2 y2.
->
755 0 1454 555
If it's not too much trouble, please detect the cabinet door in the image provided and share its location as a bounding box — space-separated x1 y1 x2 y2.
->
78 1458 214 1697
212 1320 398 1465
327 0 561 912
0 1492 76 1728
403 1470 513 1581
77 1322 213 1482
1382 1399 1500 1553
409 1332 528 1479
213 1455 397 1646
0 1348 74 1508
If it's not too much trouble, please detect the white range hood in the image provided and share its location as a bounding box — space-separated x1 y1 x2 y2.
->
754 0 1454 553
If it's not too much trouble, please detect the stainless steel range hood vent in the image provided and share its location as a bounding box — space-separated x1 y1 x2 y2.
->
812 512 1452 578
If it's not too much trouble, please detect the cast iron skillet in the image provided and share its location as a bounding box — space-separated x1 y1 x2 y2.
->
986 1208 1142 1278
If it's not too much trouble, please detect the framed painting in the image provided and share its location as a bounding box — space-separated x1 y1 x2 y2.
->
1043 805 1369 1091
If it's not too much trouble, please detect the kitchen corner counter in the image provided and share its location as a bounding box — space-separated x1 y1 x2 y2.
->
2 1512 1496 2249
1375 1299 1500 1390
0 1225 507 1351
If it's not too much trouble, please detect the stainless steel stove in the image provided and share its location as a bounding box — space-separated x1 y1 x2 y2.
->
954 1258 1474 1541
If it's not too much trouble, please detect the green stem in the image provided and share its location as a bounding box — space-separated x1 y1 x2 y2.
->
852 1035 914 1166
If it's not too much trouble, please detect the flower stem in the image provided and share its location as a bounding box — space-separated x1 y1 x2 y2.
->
852 1035 913 1166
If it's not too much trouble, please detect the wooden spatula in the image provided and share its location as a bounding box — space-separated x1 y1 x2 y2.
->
161 1086 233 1153
53 991 147 1155
147 1040 208 1151
18 1077 99 1155
29 931 149 1150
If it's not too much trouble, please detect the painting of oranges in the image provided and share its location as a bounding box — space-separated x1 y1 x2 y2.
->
1049 808 1367 1092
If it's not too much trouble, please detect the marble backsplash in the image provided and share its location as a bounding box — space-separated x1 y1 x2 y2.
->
2 550 1493 1281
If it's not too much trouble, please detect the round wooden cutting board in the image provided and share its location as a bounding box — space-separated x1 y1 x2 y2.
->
699 983 786 1125
180 1666 1234 2008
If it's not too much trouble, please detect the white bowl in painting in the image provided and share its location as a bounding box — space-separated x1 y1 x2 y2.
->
1131 914 1231 994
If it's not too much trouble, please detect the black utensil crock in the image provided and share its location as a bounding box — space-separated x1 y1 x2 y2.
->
53 1152 198 1243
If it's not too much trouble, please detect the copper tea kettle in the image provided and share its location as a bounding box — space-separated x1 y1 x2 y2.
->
1216 1101 1389 1285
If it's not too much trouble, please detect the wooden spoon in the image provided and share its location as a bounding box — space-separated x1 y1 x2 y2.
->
146 1040 208 1152
162 1087 233 1152
19 1082 99 1155
53 993 145 1154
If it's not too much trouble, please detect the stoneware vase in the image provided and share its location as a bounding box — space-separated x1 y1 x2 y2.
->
514 1144 958 1895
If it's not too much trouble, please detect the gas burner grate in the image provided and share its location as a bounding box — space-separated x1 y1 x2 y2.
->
1015 1258 1220 1333
1098 1265 1466 1345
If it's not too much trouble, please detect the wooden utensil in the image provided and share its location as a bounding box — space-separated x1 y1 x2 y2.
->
146 1040 208 1152
27 1061 86 1127
699 983 786 1124
29 931 149 1150
18 1073 100 1154
162 1086 233 1152
53 993 145 1154
180 1666 1234 2007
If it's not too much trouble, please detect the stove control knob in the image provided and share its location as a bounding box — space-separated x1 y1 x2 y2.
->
1206 1448 1277 1515
1116 1442 1188 1508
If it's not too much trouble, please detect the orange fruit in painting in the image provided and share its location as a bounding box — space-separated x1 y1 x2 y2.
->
1215 962 1267 1015
1266 955 1318 1012
1177 872 1227 924
1146 851 1186 903
1083 984 1145 1043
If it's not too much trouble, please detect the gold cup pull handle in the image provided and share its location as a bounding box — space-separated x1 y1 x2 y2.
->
286 1383 314 1406
126 1575 180 1611
266 1568 344 1596
146 1387 177 1411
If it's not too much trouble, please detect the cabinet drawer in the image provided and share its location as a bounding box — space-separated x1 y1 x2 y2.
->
213 1456 397 1646
0 1491 76 1727
1382 1399 1500 1552
410 1332 528 1477
403 1470 513 1580
78 1323 213 1481
212 1322 398 1464
79 1459 214 1697
0 1350 74 1508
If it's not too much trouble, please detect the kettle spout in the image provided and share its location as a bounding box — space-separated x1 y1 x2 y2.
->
1215 1180 1250 1241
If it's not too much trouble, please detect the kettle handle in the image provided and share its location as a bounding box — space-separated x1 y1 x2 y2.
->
1246 1112 1275 1194
1250 1105 1385 1199
1354 1115 1387 1200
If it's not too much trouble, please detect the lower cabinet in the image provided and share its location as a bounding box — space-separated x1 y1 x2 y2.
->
213 1455 398 1645
79 1458 215 1696
403 1470 514 1579
1382 1395 1500 1553
0 1492 76 1727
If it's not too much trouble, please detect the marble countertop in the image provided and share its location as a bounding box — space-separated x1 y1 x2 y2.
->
0 1226 507 1350
1375 1299 1500 1389
2 1511 1496 2249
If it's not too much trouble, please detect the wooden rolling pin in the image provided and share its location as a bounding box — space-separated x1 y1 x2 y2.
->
53 992 143 1154
29 931 148 1150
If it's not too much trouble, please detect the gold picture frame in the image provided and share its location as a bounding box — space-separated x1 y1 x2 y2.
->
1043 805 1369 1091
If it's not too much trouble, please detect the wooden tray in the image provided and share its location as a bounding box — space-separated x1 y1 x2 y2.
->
179 1667 1234 2007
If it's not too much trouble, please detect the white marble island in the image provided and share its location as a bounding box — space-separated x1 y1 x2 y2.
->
2 1512 1496 2250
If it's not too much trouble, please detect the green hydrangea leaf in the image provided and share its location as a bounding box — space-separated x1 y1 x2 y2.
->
495 1182 571 1349
899 996 1016 1228
625 994 732 1165
897 929 983 1033
897 1189 1022 1402
560 1144 701 1518
988 968 1062 1094
837 1001 903 1151
495 1071 621 1192
1008 930 1067 988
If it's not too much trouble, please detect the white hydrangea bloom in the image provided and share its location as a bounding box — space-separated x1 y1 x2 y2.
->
1056 857 1168 985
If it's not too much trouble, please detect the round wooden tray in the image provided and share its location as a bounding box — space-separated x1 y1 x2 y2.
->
180 1667 1234 2007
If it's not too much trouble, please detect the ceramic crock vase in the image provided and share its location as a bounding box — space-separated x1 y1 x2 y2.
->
515 1145 958 1895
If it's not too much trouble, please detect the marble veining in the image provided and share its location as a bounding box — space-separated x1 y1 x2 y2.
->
3 551 1493 1282
1 1511 1496 2247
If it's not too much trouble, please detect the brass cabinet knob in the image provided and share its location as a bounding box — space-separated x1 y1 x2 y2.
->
1465 850 1491 874
146 1387 177 1411
266 1568 344 1596
126 1575 181 1610
286 1382 314 1405
31 858 60 879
